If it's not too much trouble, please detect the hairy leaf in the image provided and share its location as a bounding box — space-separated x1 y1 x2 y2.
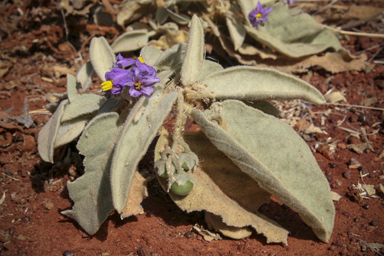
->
89 37 115 82
166 9 190 25
196 60 223 82
67 74 78 102
111 88 178 214
226 17 246 51
61 112 121 235
54 116 89 148
140 45 164 67
111 30 149 53
181 15 204 86
155 130 288 244
37 100 68 163
244 3 341 58
77 61 95 93
61 94 106 122
191 100 335 243
154 42 187 71
201 66 325 104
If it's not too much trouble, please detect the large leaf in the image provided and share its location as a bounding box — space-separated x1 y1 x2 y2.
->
155 130 288 244
76 61 95 93
61 112 121 235
191 100 335 243
54 116 89 148
140 45 164 67
199 66 325 104
180 15 205 86
61 94 106 122
243 3 341 58
154 42 187 71
111 30 149 53
110 87 178 213
196 60 223 82
226 17 246 51
37 100 68 163
89 37 115 82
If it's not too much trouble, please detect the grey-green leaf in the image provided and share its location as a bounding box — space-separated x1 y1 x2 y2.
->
180 15 204 86
61 94 106 122
245 101 280 117
89 37 115 82
62 112 121 235
140 46 164 67
66 74 78 103
111 89 178 213
167 9 190 25
226 17 246 51
244 3 341 58
77 61 95 93
111 30 149 53
156 7 169 24
201 66 325 104
54 116 89 148
154 42 187 71
191 100 335 243
196 60 223 82
37 100 68 163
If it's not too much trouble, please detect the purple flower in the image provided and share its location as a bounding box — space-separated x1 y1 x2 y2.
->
126 61 160 98
284 0 294 4
102 67 131 95
100 54 159 97
248 2 273 29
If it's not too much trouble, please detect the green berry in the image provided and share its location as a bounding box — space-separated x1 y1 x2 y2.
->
170 181 193 195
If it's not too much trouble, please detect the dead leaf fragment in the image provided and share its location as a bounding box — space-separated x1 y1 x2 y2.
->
193 224 222 242
325 91 347 103
304 124 324 134
0 190 6 205
121 171 148 219
347 142 374 154
379 183 384 194
17 234 31 241
363 97 378 106
42 199 54 210
205 212 253 239
361 184 376 197
330 191 342 201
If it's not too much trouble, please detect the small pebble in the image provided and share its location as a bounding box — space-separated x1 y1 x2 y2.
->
374 79 384 89
342 212 350 217
4 227 15 235
334 240 344 247
137 247 150 256
343 170 351 179
354 217 359 222
63 251 74 256
362 204 370 209
184 231 196 238
328 163 337 168
369 220 378 226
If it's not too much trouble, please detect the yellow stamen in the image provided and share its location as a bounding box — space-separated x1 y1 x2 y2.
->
134 82 142 90
138 56 145 63
255 13 262 19
101 80 113 91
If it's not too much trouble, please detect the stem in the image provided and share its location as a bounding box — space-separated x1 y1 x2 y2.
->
172 90 186 152
323 25 384 39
